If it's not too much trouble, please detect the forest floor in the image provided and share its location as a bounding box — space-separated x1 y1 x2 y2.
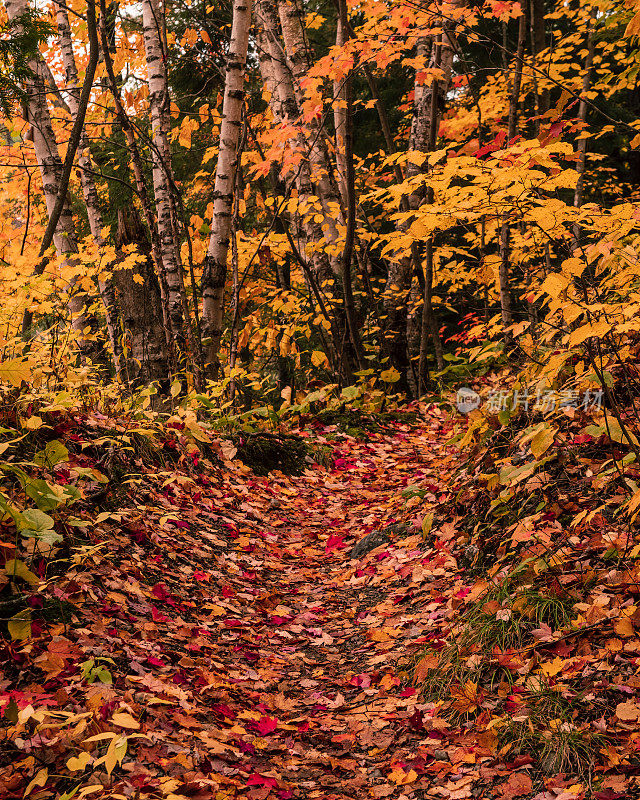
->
2 406 485 800
3 403 637 800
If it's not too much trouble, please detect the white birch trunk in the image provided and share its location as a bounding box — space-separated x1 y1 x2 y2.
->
6 0 76 259
141 0 187 348
201 0 252 372
333 17 348 207
4 0 91 338
276 0 344 270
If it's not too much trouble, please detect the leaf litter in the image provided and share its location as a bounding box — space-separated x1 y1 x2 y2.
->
1 402 640 800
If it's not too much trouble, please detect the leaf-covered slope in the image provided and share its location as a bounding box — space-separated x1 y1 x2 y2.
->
1 406 459 799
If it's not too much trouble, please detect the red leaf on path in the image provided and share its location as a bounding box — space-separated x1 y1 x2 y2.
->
146 656 166 667
247 774 278 788
531 622 555 642
193 570 209 581
501 772 533 799
151 583 177 606
212 703 236 719
325 534 345 552
408 709 424 731
151 606 169 623
254 715 278 735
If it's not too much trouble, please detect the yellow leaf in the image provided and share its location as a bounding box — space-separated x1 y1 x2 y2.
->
540 272 570 300
23 415 44 431
24 767 48 797
616 700 640 721
388 768 418 785
614 616 634 637
104 737 119 776
311 350 328 367
67 752 92 772
8 610 31 641
540 656 565 677
380 367 401 383
4 559 39 587
625 10 640 37
568 321 611 347
530 426 556 459
0 358 31 386
186 419 211 443
111 711 140 730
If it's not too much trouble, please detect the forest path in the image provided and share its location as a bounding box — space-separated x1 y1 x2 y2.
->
28 407 465 800
178 407 461 800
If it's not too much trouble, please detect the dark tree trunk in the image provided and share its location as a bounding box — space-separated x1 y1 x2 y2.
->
113 208 170 384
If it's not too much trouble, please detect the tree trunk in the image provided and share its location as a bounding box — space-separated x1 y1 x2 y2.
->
530 0 548 129
99 0 176 371
336 0 365 371
276 0 345 271
499 5 527 330
141 0 188 350
5 0 92 343
574 12 596 213
417 36 446 392
114 208 170 384
390 10 459 387
255 0 346 373
201 0 252 374
333 16 348 206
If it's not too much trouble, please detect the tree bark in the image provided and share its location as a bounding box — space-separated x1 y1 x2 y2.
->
114 207 170 384
201 0 252 374
574 12 596 212
99 0 176 372
499 4 527 330
255 0 346 372
530 0 548 130
333 15 348 206
417 36 445 392
337 0 365 370
6 0 97 345
141 0 188 350
386 8 459 388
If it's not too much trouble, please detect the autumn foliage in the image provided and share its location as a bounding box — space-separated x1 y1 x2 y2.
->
3 0 640 796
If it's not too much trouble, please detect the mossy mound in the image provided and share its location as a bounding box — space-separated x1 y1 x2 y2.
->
233 433 310 476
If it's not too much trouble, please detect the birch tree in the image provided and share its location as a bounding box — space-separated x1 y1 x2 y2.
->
141 0 189 351
201 0 252 373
